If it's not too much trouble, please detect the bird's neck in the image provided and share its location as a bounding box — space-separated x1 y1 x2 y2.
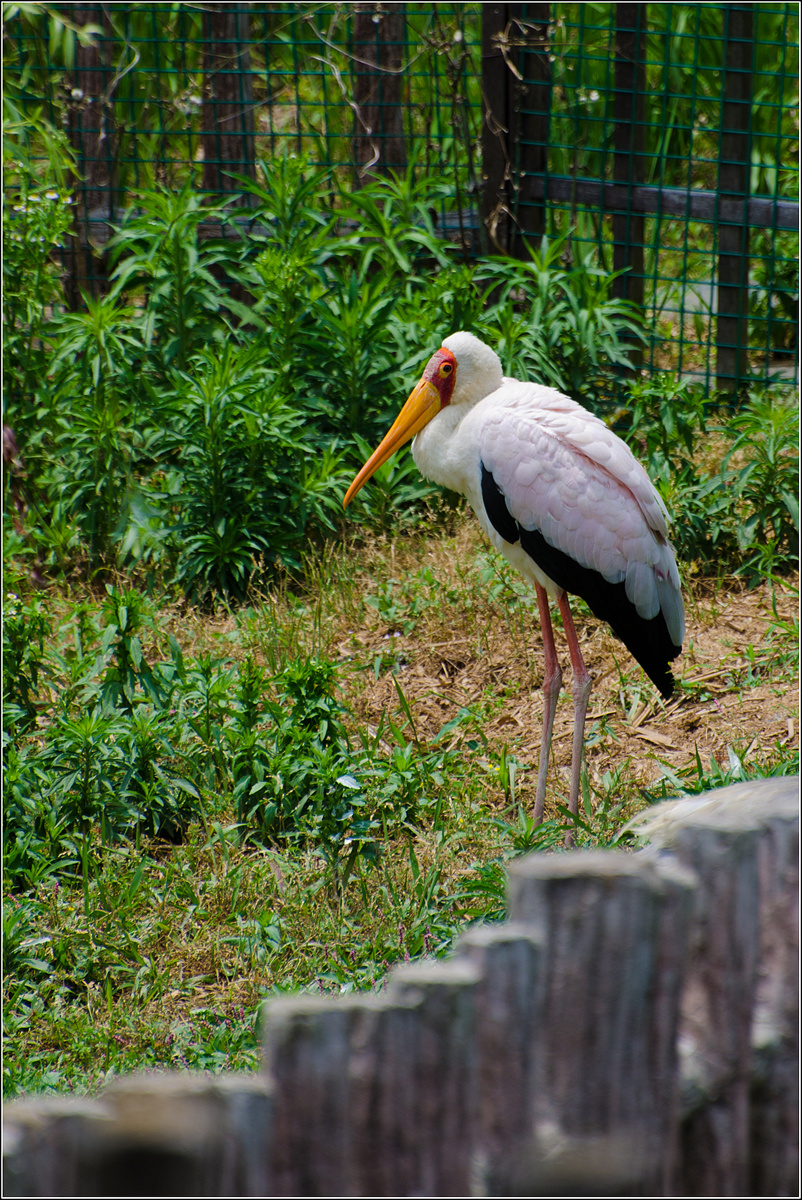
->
412 403 473 494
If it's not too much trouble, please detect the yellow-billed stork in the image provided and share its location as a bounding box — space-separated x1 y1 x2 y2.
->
344 332 684 828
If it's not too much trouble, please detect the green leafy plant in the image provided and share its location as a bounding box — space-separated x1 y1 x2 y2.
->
161 346 344 601
619 374 738 569
2 592 50 734
478 231 648 410
721 393 799 579
2 133 75 418
336 165 454 277
107 184 250 372
307 267 402 438
749 231 798 357
42 296 146 565
93 586 164 712
3 897 51 980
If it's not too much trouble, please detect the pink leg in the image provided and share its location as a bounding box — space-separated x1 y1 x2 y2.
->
534 583 562 825
557 592 593 845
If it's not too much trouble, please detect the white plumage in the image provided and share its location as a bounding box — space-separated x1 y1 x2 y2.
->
415 333 683 641
344 331 685 832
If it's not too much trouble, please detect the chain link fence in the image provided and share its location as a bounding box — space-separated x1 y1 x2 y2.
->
5 2 798 394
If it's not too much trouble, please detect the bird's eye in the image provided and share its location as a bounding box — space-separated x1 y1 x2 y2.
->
440 363 453 376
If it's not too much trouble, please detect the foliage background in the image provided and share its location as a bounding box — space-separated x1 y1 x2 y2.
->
2 2 799 1099
4 2 799 388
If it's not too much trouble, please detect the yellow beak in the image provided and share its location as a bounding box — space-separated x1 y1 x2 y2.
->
343 379 441 508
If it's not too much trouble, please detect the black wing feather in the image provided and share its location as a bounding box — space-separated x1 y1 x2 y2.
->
481 463 680 699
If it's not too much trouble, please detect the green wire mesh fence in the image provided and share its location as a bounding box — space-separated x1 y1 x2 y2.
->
503 3 799 392
5 2 799 394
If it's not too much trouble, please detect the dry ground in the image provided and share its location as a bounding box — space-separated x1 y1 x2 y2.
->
186 516 798 820
5 517 798 1096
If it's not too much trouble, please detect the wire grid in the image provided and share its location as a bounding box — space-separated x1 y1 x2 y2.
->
5 2 799 392
515 2 799 391
6 5 482 204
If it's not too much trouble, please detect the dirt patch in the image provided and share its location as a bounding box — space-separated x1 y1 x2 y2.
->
336 523 798 816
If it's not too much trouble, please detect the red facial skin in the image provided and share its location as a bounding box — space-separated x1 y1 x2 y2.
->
421 347 457 407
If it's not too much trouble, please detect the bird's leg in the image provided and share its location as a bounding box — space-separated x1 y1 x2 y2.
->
533 583 562 826
557 592 593 845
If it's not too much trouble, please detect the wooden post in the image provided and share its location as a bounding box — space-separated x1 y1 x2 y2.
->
1 1075 272 1197
512 4 551 253
388 960 481 1198
65 4 116 302
352 3 407 180
201 4 256 197
480 3 516 253
2 1098 109 1197
342 995 425 1197
263 996 353 1196
613 4 647 369
456 923 543 1189
264 965 479 1198
507 850 697 1195
716 3 754 393
631 775 799 1196
749 801 799 1196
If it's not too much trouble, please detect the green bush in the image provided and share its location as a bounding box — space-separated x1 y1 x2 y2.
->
721 393 799 580
3 144 797 599
3 593 50 735
2 147 75 418
476 230 648 411
621 375 799 579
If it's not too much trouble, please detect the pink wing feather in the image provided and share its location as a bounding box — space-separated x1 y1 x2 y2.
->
469 382 685 646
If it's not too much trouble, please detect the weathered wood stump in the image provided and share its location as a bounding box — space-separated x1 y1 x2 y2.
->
507 849 697 1195
456 922 543 1189
388 959 481 1197
263 960 480 1197
3 1097 109 1197
631 775 799 1197
263 992 423 1197
2 1074 271 1197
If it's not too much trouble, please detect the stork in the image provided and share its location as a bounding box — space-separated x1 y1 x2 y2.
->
343 332 684 830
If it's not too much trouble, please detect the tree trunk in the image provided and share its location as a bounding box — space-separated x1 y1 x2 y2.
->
613 3 647 370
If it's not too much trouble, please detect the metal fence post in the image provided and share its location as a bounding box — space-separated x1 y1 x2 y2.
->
717 3 755 394
612 3 646 370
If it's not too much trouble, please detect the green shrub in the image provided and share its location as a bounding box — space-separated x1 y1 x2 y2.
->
2 593 51 735
2 147 74 419
107 183 251 373
477 230 648 411
161 346 348 601
43 295 146 565
721 393 799 579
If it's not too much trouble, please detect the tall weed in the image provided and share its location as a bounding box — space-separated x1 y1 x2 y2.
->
107 184 251 372
721 393 799 579
477 231 647 410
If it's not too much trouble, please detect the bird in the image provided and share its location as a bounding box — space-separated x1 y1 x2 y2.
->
343 332 684 832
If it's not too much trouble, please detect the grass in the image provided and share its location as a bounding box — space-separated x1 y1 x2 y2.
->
3 511 799 1100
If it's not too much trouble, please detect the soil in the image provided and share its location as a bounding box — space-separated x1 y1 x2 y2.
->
334 523 798 815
